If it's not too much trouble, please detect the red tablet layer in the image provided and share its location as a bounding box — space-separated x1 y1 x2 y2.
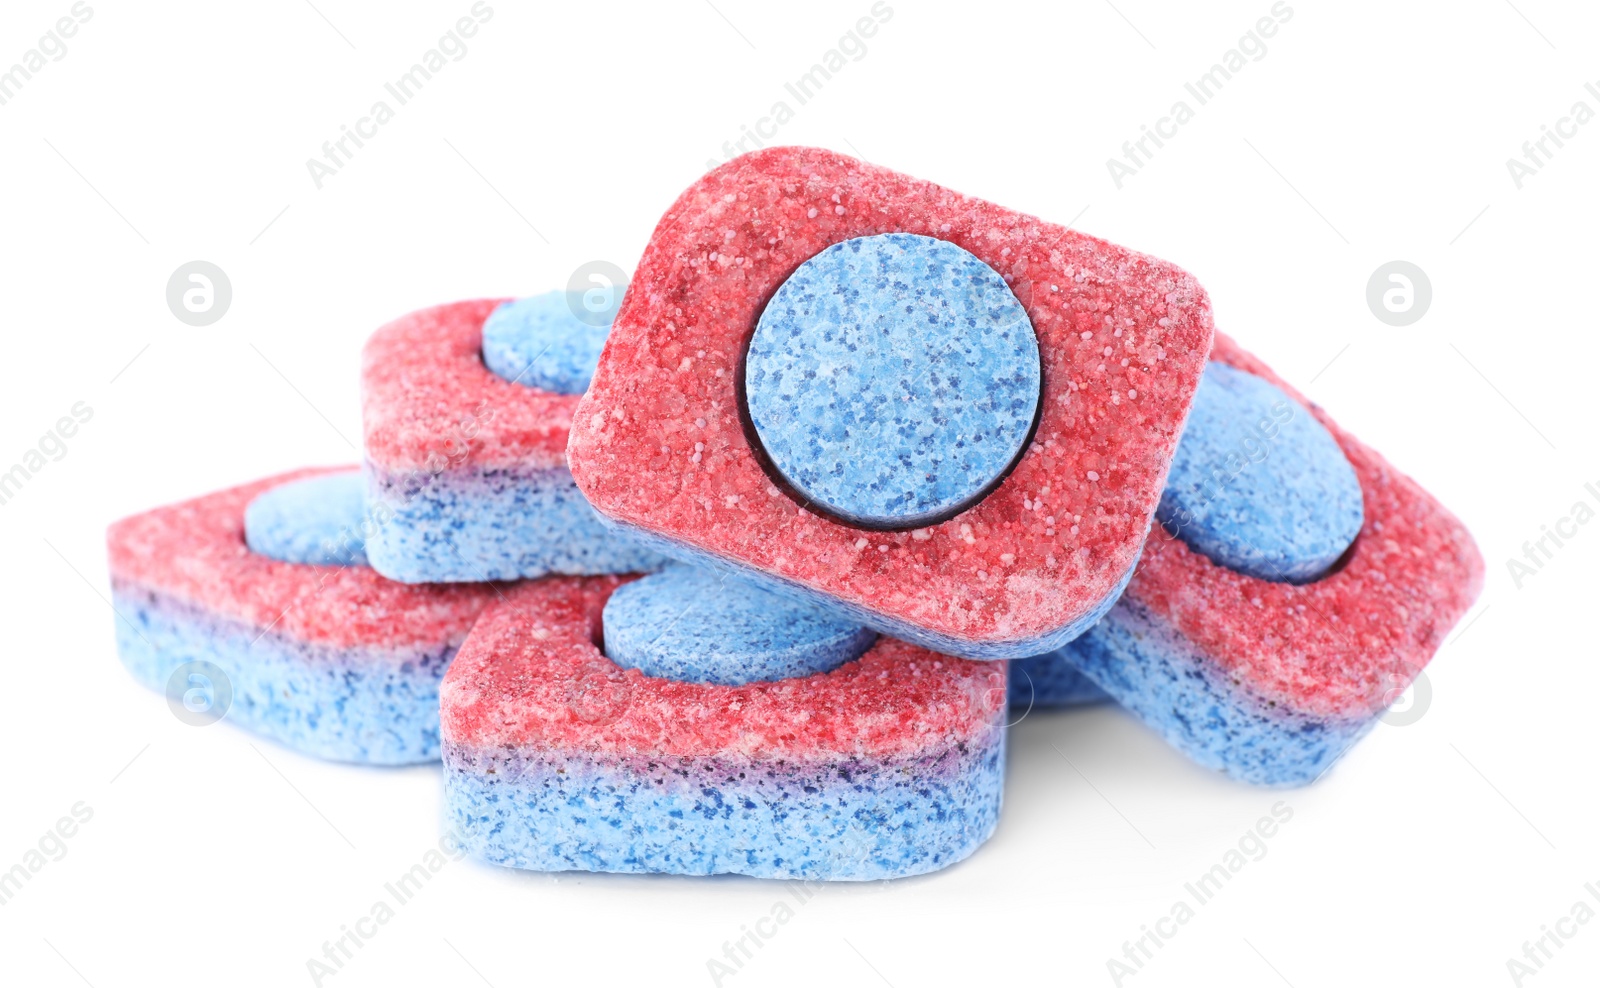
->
106 468 505 650
362 299 572 473
1127 334 1485 719
441 577 1006 760
568 146 1213 650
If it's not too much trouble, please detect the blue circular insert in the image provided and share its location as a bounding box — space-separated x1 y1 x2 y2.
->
602 565 876 686
481 288 619 395
244 471 370 567
1157 362 1364 583
744 233 1041 529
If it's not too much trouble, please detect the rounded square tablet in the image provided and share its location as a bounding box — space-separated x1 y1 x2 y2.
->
568 147 1214 658
361 299 666 583
1064 334 1485 785
440 576 1007 881
107 468 507 763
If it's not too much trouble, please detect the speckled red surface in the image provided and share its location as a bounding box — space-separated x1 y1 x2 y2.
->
362 299 574 473
568 147 1213 650
106 468 507 651
1126 334 1485 719
440 577 1006 760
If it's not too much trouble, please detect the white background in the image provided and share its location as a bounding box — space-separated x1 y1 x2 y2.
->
2 1 1597 985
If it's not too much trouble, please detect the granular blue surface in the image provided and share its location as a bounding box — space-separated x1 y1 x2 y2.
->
1157 362 1363 583
1008 650 1111 710
244 470 369 567
1063 597 1372 786
113 582 452 764
1047 364 1377 785
443 738 1005 881
744 233 1041 529
600 515 1139 660
364 462 668 584
481 290 617 394
602 565 876 685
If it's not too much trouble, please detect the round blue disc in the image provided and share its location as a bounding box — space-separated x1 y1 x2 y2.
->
1157 362 1364 583
744 233 1041 528
481 288 619 394
602 565 877 686
244 470 370 567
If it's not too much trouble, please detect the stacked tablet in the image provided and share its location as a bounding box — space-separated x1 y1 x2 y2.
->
107 147 1482 880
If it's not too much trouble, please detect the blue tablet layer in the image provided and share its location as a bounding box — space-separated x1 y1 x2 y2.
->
599 516 1140 660
1008 650 1111 710
244 470 369 567
481 289 617 394
114 584 450 764
365 463 669 584
1157 362 1363 583
602 565 877 685
744 233 1041 528
445 743 1003 880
